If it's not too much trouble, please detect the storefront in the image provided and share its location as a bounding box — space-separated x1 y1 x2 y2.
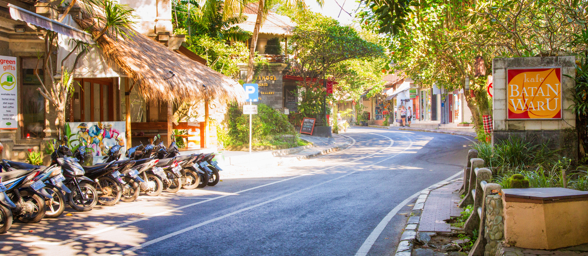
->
1 2 245 161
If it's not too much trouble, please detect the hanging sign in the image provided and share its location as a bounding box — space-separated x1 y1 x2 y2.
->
409 88 417 99
0 56 17 130
507 68 562 119
300 117 316 135
243 105 258 115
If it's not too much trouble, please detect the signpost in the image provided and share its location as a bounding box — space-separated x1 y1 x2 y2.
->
300 117 316 135
0 56 17 130
243 83 259 153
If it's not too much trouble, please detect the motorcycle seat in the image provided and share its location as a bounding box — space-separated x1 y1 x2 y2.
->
132 158 152 165
82 163 110 174
3 160 43 170
0 169 35 182
155 158 174 167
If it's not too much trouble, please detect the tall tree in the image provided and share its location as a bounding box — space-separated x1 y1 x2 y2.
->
245 0 324 83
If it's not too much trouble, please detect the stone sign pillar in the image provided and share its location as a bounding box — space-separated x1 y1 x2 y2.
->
492 56 577 160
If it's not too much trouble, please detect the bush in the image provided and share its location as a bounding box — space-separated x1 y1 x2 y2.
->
508 174 530 188
265 38 283 55
223 103 298 149
383 115 389 126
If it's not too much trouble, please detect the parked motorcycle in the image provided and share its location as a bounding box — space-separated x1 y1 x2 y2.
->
0 159 69 218
52 143 98 212
73 144 135 206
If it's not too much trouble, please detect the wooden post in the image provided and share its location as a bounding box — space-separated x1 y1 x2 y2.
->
202 99 209 148
167 101 173 147
125 78 133 149
284 37 288 56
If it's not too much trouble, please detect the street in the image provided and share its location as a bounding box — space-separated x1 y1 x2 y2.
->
1 128 473 255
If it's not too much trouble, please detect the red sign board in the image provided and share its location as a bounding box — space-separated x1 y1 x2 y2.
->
326 82 333 95
507 68 562 120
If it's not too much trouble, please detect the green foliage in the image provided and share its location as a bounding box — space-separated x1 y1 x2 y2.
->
288 11 385 94
383 115 389 126
471 138 559 173
294 82 332 123
508 174 530 188
172 0 253 77
173 129 187 149
265 38 282 55
184 35 250 77
172 0 251 42
223 103 299 149
26 149 43 165
44 141 55 155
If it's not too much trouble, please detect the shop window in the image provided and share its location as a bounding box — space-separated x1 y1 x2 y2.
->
21 59 45 139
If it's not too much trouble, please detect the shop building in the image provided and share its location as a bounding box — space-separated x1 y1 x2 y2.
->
0 0 245 161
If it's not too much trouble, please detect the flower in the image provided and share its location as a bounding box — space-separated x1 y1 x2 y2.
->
313 88 317 92
28 149 32 153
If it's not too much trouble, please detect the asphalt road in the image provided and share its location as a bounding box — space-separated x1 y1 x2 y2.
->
1 128 474 256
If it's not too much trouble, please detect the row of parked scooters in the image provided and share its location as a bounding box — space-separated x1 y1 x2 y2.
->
0 135 223 233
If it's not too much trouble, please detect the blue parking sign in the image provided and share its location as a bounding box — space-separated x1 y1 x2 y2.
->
244 83 258 102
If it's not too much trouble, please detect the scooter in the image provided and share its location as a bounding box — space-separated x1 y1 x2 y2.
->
0 159 70 218
74 144 135 206
52 143 98 212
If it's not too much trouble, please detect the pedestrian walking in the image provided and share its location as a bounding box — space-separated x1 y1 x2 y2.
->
400 106 407 127
408 106 412 127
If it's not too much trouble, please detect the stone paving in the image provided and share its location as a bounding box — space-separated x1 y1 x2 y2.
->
418 181 462 233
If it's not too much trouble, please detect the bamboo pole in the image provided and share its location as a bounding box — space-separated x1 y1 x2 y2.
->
167 101 173 146
203 99 209 148
125 78 134 149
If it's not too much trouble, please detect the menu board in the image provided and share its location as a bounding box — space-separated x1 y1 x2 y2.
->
0 56 17 130
300 117 316 135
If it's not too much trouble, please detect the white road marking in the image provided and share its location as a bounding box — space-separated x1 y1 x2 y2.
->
354 165 464 256
121 133 412 254
38 132 392 246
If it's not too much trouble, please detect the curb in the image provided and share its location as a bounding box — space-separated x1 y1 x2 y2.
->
394 175 462 256
295 140 353 160
272 144 313 157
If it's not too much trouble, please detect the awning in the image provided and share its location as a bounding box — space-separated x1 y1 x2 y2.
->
8 4 94 44
385 83 410 100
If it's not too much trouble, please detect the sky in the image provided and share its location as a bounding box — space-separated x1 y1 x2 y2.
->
305 0 361 25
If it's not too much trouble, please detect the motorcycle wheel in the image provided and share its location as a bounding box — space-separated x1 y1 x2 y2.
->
144 174 163 196
182 169 200 190
44 186 65 218
197 172 209 188
164 170 182 193
120 177 140 202
97 176 122 206
19 194 46 223
207 167 220 186
0 204 13 233
68 181 98 211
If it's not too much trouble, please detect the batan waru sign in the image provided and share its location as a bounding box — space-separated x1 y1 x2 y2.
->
507 68 562 119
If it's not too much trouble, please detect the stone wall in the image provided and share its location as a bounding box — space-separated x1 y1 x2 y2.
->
239 63 288 110
492 56 577 161
484 194 504 256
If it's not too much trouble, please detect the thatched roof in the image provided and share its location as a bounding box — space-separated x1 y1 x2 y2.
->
236 3 296 36
74 9 245 103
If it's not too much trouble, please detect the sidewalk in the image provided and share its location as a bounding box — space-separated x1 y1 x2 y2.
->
180 134 353 171
394 178 588 256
